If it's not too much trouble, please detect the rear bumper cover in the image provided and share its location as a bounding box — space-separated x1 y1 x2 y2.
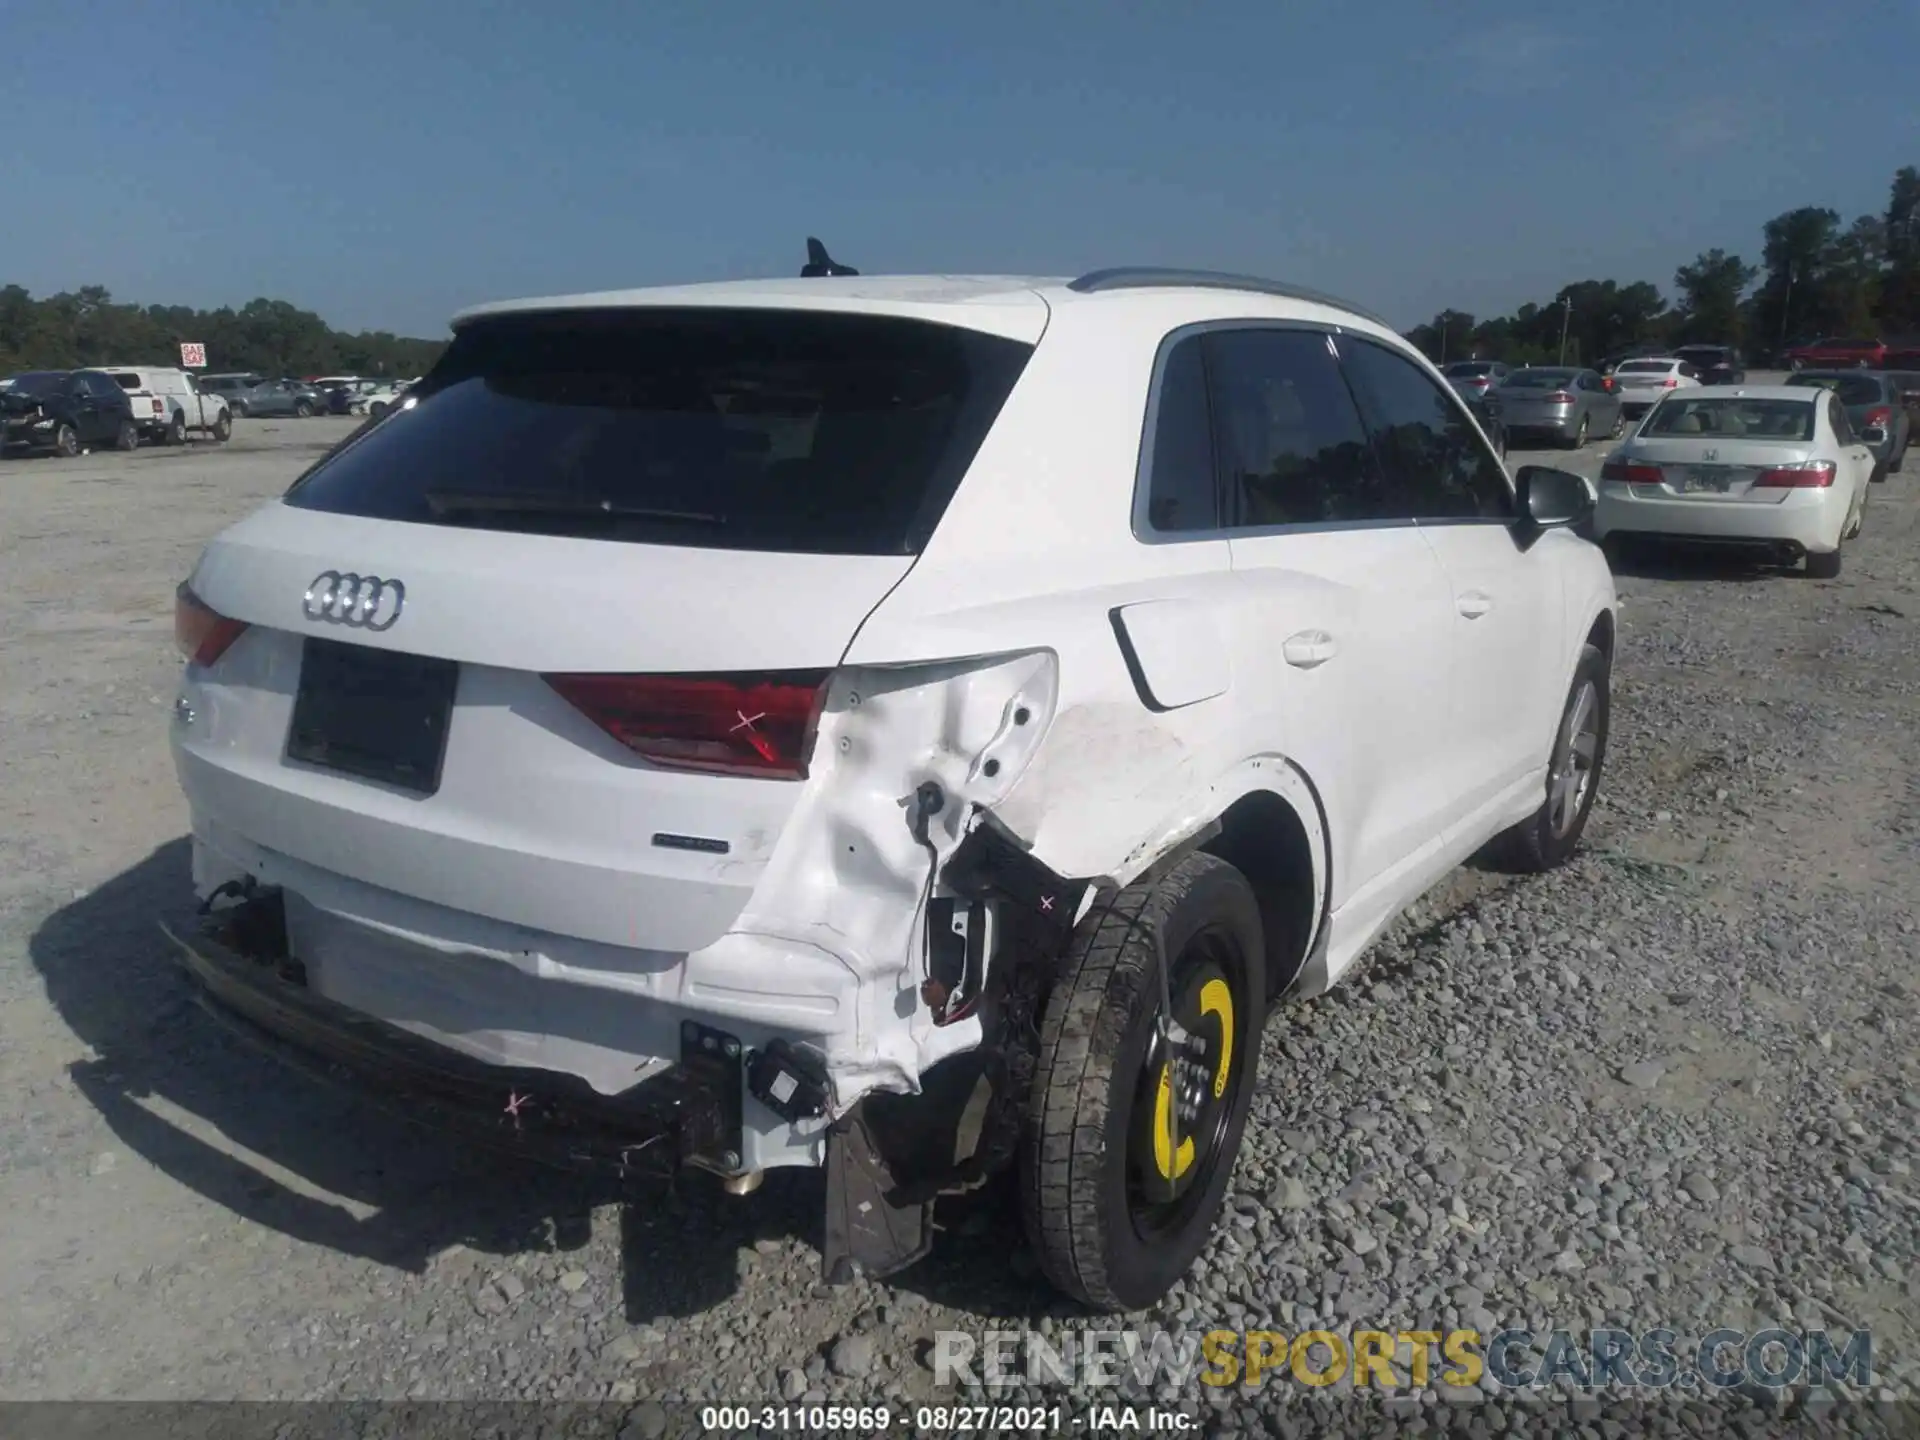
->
161 907 744 1180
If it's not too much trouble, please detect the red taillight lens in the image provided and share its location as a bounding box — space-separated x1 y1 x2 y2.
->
1863 407 1892 428
173 582 248 666
1754 462 1837 489
1601 460 1664 485
1544 391 1576 403
1660 378 1679 388
544 671 828 780
151 398 165 415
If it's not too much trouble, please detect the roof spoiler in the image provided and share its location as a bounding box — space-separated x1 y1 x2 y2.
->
801 237 859 278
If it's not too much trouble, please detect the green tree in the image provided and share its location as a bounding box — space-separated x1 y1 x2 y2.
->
1672 249 1758 344
1754 206 1844 347
1879 166 1920 331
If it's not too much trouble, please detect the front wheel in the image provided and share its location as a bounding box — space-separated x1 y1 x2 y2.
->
1021 852 1266 1313
1490 643 1609 873
115 419 139 452
1788 358 1804 372
212 410 232 442
369 401 389 419
1564 414 1589 450
164 411 186 445
1609 411 1625 439
294 401 313 418
230 400 248 418
52 422 80 458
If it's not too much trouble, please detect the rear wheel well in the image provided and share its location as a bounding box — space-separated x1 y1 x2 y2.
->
1586 609 1615 666
1201 790 1318 1001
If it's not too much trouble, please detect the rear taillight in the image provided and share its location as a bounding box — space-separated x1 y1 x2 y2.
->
1601 460 1663 485
1754 462 1837 489
151 398 165 415
1863 407 1892 428
1544 391 1576 403
174 582 248 666
544 671 829 780
1602 378 1616 391
1660 379 1680 388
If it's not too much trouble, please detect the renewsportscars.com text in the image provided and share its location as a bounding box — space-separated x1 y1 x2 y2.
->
932 1326 1873 1392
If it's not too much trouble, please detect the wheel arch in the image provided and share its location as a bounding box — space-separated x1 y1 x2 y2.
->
1101 757 1331 1005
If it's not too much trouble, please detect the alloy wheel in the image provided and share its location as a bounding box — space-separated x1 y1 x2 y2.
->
1549 681 1600 837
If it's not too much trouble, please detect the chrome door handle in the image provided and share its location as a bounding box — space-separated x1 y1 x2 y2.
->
1282 630 1338 668
1457 591 1494 619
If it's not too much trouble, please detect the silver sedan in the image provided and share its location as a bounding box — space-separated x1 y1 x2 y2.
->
1495 367 1625 449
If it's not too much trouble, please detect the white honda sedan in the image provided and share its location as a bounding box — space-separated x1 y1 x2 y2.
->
1595 387 1876 578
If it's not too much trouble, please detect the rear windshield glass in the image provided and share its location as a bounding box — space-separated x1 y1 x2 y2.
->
286 309 1034 556
1443 363 1494 377
1641 397 1814 441
1501 370 1576 388
1788 374 1882 406
1617 360 1674 375
4 371 67 397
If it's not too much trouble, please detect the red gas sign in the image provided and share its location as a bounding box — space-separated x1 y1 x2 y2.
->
179 342 207 369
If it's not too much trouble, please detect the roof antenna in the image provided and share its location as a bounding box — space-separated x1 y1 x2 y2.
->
802 237 859 278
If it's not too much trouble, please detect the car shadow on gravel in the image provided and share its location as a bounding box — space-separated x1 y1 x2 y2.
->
29 839 1054 1325
1603 540 1789 583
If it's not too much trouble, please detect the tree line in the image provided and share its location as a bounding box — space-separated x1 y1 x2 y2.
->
0 284 447 380
1408 164 1920 367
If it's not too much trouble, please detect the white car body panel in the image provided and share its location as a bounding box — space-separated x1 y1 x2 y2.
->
173 275 1615 1167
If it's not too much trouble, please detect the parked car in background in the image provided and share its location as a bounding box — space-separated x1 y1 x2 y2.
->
0 370 140 457
1785 370 1910 478
100 366 232 444
1595 346 1667 378
1459 387 1507 458
233 378 326 418
199 373 267 410
312 377 364 415
1784 337 1886 370
1669 345 1746 386
1597 388 1873 578
1441 360 1511 403
1496 367 1623 449
1612 358 1702 419
356 379 409 418
1888 371 1920 433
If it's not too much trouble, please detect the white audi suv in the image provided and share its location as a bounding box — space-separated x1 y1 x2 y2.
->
167 255 1616 1311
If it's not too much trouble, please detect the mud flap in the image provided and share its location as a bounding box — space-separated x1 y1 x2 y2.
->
822 1108 933 1284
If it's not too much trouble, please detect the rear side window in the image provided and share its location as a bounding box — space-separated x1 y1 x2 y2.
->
1203 328 1379 527
1791 374 1882 406
1142 336 1218 532
111 373 142 391
287 309 1034 556
1336 337 1515 521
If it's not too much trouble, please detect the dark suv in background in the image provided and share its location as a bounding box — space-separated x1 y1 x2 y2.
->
1670 345 1745 386
0 370 140 457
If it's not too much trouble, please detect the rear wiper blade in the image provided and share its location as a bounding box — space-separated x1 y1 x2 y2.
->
424 490 727 525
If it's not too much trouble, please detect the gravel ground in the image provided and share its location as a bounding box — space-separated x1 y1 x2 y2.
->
1 411 1916 1431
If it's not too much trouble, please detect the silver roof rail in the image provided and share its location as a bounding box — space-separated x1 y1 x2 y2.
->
1066 267 1389 328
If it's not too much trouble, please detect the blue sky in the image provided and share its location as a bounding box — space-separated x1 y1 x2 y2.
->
4 0 1915 338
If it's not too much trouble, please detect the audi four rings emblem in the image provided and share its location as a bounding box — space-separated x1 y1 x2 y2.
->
303 571 406 630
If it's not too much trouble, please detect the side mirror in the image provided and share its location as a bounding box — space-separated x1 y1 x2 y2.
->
1515 465 1595 531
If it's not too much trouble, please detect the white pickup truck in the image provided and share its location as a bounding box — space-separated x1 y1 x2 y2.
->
100 366 232 444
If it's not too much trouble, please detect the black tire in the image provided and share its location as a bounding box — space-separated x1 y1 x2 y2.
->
1869 463 1886 486
370 401 389 419
1563 414 1589 450
1021 852 1266 1313
212 410 232 442
1806 547 1842 579
1788 358 1804 373
230 400 248 418
294 401 313 418
115 419 139 452
1609 411 1625 439
52 422 80 458
1890 446 1904 475
1490 643 1609 873
164 411 186 445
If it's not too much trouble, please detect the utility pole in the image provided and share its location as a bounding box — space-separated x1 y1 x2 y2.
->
1557 296 1573 366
